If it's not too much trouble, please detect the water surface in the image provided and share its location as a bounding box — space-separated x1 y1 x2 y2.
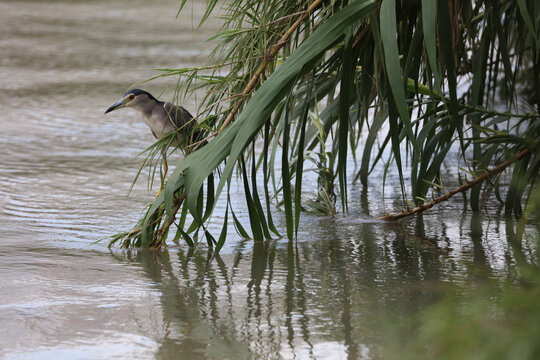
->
0 1 537 359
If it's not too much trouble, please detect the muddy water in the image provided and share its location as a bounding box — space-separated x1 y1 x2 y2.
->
0 0 537 359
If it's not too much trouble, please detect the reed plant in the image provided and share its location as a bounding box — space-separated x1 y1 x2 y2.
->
109 0 539 249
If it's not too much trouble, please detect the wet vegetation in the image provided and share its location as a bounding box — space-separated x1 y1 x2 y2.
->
110 0 539 249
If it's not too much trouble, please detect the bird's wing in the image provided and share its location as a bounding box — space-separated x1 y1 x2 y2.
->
162 101 207 151
162 102 194 131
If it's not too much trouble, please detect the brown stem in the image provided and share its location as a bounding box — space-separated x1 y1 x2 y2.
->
154 192 186 247
380 146 535 221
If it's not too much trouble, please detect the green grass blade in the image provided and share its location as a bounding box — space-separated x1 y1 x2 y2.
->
204 230 217 247
202 173 215 222
387 93 408 203
251 145 271 239
295 72 314 237
175 0 188 18
359 113 386 186
516 0 540 47
492 2 515 98
176 226 194 247
215 204 228 252
282 102 294 241
421 142 452 199
505 154 532 217
231 203 250 239
469 12 491 210
437 0 461 136
421 0 441 91
241 156 263 240
199 0 219 28
338 32 356 213
264 120 281 237
380 0 417 152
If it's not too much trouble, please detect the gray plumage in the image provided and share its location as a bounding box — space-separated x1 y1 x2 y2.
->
105 89 198 153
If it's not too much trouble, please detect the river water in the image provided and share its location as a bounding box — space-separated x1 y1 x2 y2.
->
0 1 538 359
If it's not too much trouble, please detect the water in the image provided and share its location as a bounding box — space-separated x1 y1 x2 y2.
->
0 1 537 359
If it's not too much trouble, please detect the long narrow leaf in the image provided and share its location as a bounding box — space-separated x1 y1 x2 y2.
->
380 0 417 152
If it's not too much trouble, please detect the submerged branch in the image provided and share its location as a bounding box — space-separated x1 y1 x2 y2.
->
381 145 538 221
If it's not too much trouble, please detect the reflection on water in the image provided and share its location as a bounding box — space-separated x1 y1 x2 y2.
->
0 0 538 359
108 212 535 359
2 211 535 359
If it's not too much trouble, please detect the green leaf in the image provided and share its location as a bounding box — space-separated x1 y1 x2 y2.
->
282 102 294 241
215 204 229 252
174 224 194 247
516 0 540 48
437 0 461 136
231 204 250 239
421 0 441 91
380 0 417 152
359 111 387 187
251 145 272 239
338 31 356 212
263 121 281 237
204 230 217 247
295 72 314 237
241 155 263 240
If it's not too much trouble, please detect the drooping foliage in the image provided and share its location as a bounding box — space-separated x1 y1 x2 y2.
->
110 0 540 248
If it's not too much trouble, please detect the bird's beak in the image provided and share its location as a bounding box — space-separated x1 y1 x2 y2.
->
104 99 127 114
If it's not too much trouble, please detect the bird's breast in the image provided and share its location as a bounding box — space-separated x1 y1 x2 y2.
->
143 111 177 140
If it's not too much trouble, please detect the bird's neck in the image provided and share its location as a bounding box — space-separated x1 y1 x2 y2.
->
137 101 161 118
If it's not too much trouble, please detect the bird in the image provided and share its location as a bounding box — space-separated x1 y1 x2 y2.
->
105 88 202 194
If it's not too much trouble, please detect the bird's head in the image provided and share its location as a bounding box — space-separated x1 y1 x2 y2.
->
104 89 158 114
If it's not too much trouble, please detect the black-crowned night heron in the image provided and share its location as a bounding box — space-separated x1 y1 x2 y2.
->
105 89 200 194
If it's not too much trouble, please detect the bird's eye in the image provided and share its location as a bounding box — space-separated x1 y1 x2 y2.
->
129 94 135 100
